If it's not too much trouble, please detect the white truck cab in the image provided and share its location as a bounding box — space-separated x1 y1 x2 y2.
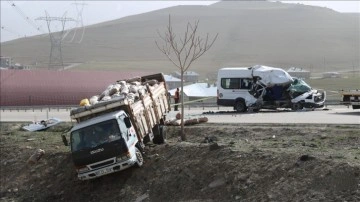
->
70 111 143 180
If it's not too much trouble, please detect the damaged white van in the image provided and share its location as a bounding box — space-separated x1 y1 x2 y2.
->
217 65 326 112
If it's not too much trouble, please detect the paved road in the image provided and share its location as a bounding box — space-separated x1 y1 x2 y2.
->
1 106 359 124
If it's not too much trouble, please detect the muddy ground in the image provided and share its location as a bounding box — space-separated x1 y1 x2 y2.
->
0 122 359 202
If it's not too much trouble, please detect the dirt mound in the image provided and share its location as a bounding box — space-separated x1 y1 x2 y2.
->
0 123 359 201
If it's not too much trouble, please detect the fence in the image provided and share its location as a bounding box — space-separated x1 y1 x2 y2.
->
0 99 344 112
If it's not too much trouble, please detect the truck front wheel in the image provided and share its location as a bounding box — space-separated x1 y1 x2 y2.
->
135 148 144 167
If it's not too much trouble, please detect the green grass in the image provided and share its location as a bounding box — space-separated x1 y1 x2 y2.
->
305 73 360 100
0 122 72 153
307 75 360 91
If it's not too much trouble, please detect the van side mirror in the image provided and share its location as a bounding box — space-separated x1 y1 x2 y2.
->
62 135 69 146
124 117 132 128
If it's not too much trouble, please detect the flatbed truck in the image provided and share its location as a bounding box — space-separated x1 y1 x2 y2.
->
65 73 170 180
340 90 360 109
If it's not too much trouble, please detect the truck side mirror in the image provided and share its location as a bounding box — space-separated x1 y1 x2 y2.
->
62 135 69 146
124 117 132 128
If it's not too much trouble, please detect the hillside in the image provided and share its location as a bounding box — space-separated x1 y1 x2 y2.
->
1 1 359 78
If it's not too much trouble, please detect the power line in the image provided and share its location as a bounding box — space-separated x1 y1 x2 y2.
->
7 0 46 34
1 26 23 38
65 1 87 43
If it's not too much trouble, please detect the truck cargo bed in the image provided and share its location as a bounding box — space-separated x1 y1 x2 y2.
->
70 73 170 141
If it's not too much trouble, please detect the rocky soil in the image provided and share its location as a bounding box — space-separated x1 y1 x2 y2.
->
0 122 359 202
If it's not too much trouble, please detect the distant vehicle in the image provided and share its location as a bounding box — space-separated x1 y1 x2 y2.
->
339 90 360 109
65 73 170 180
217 65 326 112
22 118 62 132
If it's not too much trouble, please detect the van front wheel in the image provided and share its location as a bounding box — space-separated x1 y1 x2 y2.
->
235 101 247 112
292 102 303 111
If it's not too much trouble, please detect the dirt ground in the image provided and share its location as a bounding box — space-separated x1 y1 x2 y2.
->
0 122 359 202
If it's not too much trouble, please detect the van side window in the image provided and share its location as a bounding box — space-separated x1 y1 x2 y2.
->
221 78 252 89
241 78 252 89
221 78 240 89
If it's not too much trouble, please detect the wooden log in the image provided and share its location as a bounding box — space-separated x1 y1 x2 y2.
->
185 118 199 126
27 149 45 165
198 117 208 123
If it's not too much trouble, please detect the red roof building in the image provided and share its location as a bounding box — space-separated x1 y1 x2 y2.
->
0 69 154 106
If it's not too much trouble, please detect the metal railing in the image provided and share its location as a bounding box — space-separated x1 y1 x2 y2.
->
0 99 344 112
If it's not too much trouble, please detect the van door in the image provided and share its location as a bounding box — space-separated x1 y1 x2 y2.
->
218 77 255 105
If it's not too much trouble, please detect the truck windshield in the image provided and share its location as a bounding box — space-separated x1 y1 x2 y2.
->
71 119 121 152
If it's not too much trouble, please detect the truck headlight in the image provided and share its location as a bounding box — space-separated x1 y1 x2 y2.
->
116 152 131 162
76 166 89 173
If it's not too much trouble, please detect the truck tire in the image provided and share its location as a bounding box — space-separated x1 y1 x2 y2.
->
234 100 247 112
136 142 145 154
153 125 166 144
135 147 144 167
292 102 303 111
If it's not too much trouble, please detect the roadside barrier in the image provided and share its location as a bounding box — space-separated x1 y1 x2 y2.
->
1 99 344 112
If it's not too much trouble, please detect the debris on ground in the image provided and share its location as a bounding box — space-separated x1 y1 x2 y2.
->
166 113 208 126
0 122 359 202
27 149 45 165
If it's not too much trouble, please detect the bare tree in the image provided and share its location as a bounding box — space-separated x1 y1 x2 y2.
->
156 15 218 141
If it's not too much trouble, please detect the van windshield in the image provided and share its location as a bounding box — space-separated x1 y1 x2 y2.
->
70 119 121 152
288 78 312 98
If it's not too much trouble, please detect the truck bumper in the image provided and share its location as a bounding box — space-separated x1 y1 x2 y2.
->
77 155 137 180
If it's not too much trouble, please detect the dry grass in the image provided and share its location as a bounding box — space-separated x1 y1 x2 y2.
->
2 1 359 74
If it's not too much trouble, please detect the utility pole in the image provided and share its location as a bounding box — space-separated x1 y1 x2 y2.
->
352 61 355 72
36 12 75 70
66 2 87 43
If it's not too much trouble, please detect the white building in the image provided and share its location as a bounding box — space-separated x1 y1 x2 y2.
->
164 74 182 90
169 82 217 102
172 71 199 83
0 56 12 68
323 72 341 78
287 67 310 79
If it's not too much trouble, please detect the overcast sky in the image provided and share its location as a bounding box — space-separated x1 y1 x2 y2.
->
1 1 359 42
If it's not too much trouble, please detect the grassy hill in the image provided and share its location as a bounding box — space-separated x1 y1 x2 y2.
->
1 1 359 79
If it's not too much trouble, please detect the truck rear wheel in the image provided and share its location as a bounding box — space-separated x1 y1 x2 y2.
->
153 125 166 144
235 100 247 112
135 147 144 167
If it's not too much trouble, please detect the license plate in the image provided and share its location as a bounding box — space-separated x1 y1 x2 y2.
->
96 168 112 176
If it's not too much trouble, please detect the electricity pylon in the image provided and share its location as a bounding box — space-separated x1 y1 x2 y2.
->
36 12 75 70
66 2 87 43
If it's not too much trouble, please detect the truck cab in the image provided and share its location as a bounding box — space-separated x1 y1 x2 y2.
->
65 73 170 180
70 110 144 180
